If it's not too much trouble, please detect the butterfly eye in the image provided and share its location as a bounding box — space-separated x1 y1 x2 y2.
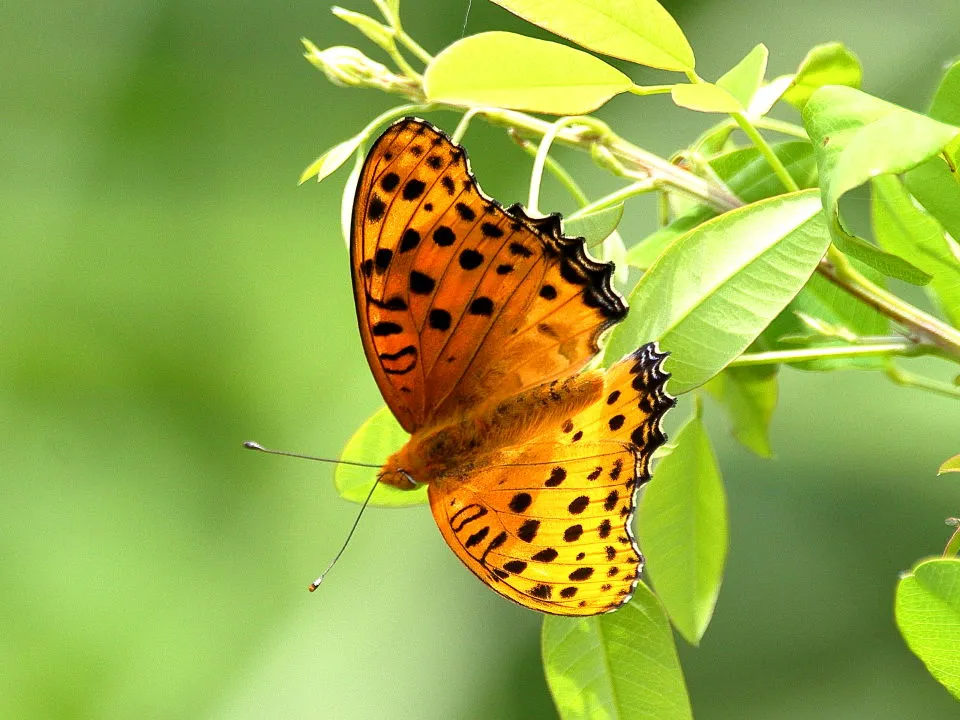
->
399 470 419 489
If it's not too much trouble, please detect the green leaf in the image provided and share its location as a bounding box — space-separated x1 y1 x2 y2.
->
372 0 400 24
747 74 795 119
783 42 862 109
564 203 624 246
424 32 633 114
627 142 817 270
710 141 818 200
803 85 959 283
758 269 889 371
300 132 365 185
671 82 742 114
716 44 768 109
872 175 960 326
903 156 960 251
491 0 695 72
605 190 830 394
705 365 778 457
334 406 426 507
929 59 960 125
895 557 960 701
940 454 960 475
542 583 692 720
626 207 710 270
639 417 728 643
331 6 395 51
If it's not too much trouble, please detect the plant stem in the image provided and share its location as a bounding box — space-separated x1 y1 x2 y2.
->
528 117 586 214
732 112 800 192
820 249 960 360
753 117 809 140
730 341 923 367
627 84 675 97
396 29 432 65
511 132 590 206
944 520 960 558
884 363 960 400
566 180 655 221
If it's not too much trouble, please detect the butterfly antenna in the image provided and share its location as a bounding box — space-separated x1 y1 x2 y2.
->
460 0 473 38
308 477 380 591
243 441 381 469
243 441 382 591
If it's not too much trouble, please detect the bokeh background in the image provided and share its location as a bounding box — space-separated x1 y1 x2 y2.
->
3 0 960 718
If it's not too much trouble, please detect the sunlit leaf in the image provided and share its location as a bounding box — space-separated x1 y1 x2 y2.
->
803 86 959 283
639 417 728 643
705 365 778 457
895 557 960 701
716 44 768 109
783 42 862 109
928 59 960 125
492 0 695 71
747 74 795 119
424 31 633 114
672 82 742 114
300 133 365 185
940 454 960 475
334 406 425 507
606 190 830 393
542 583 692 720
564 203 624 247
872 175 960 326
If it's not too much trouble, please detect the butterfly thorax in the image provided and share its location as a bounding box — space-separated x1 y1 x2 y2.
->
380 372 605 489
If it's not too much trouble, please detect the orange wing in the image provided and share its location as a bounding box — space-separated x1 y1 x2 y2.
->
427 344 674 615
351 118 626 433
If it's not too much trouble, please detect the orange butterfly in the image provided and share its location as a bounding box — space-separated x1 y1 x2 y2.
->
350 118 674 615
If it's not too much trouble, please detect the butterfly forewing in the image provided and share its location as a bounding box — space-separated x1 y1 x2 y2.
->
351 118 626 433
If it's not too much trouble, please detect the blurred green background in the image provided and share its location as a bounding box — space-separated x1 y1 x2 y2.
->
3 0 960 717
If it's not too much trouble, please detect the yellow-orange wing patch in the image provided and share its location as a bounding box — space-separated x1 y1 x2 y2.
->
426 343 673 615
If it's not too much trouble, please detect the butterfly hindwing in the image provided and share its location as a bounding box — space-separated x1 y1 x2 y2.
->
426 343 673 616
351 118 626 433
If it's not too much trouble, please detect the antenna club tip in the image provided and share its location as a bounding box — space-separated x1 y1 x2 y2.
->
243 441 263 451
308 582 320 592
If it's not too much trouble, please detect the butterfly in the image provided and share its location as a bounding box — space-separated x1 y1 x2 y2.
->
349 117 674 615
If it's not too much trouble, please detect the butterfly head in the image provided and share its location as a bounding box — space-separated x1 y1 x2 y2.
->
379 445 423 490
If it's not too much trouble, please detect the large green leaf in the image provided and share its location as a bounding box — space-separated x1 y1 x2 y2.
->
626 142 816 270
491 0 695 72
903 157 960 252
758 268 889 371
710 142 818 200
542 583 692 720
895 557 960 701
783 42 862 109
334 406 425 507
705 365 778 457
605 190 830 394
872 175 960 327
928 59 960 126
639 417 728 644
716 44 768 109
424 31 633 114
804 85 959 284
